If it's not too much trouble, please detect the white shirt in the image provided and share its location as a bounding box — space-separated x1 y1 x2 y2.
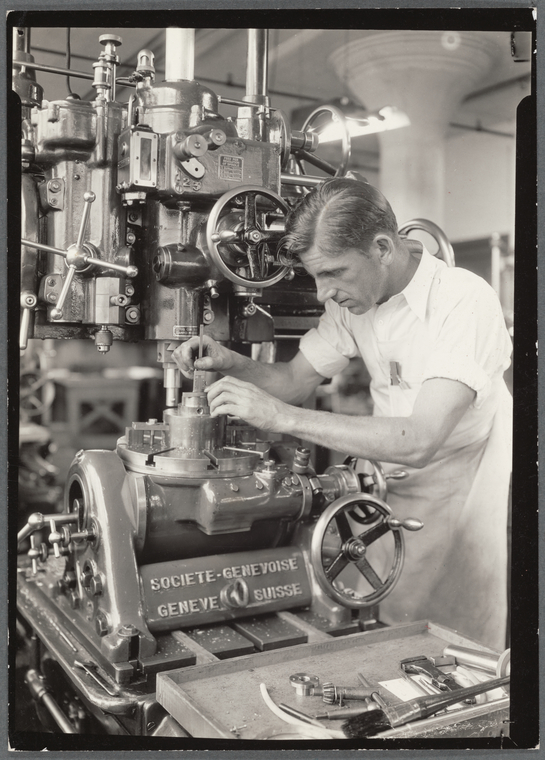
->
299 249 513 649
299 248 512 460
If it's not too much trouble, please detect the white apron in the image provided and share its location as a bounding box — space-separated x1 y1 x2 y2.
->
365 382 512 651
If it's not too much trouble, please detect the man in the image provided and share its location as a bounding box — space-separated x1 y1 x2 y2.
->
173 178 512 650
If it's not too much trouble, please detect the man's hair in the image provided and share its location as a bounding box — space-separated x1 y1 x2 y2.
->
281 178 399 264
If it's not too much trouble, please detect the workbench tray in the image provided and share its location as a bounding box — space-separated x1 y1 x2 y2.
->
156 619 509 740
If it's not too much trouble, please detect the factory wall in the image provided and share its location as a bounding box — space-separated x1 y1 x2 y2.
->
444 122 517 246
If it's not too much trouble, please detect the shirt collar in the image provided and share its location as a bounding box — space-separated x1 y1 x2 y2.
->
397 247 442 322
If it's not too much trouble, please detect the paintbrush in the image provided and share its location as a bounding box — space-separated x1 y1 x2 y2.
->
342 674 509 737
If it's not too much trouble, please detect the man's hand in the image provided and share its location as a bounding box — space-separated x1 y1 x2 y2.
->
172 335 235 377
205 376 292 432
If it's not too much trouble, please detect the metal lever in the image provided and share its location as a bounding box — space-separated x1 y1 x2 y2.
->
20 291 37 349
387 516 423 531
53 191 96 318
50 262 77 319
21 190 138 320
385 469 408 480
49 518 63 558
21 238 139 279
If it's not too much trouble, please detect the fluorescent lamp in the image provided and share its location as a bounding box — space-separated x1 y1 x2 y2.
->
317 106 410 143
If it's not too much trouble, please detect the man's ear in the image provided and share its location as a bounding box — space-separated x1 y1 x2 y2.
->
373 234 395 265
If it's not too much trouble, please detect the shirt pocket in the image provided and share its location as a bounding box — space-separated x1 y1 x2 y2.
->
388 382 414 417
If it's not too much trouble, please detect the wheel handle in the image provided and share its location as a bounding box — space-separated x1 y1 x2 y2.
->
295 105 352 178
399 219 455 268
310 492 423 608
206 185 291 288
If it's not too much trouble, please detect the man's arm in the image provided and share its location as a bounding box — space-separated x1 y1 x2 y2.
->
172 336 325 405
205 375 476 468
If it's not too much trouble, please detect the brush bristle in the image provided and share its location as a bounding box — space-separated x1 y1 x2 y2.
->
341 709 392 738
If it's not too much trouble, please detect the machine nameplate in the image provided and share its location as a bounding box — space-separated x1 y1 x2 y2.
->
218 154 244 182
173 325 198 338
141 547 312 631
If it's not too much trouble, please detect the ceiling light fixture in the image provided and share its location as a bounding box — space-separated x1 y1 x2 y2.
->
317 106 410 143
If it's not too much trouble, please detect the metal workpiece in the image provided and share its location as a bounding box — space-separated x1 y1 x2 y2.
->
290 672 321 696
442 645 511 678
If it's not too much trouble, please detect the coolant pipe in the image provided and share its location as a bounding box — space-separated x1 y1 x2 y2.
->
165 28 195 81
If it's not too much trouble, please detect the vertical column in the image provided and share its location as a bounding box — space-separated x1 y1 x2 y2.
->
329 31 501 226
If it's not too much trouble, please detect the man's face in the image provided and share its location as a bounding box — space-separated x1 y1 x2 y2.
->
300 243 389 315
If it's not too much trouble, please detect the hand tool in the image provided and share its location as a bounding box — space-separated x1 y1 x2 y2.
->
278 702 332 728
289 671 374 703
341 674 510 737
314 704 379 720
400 655 463 692
192 324 207 393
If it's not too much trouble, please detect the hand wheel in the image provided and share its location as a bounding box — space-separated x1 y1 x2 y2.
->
206 185 291 288
398 219 455 268
294 105 351 178
310 492 423 607
21 191 138 326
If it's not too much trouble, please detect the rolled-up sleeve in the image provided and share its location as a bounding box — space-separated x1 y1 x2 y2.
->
422 273 512 408
299 301 356 378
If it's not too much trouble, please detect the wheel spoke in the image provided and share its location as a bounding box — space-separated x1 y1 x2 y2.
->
244 192 257 229
246 244 259 278
358 521 390 547
296 149 337 176
355 556 384 590
334 511 354 543
325 552 349 581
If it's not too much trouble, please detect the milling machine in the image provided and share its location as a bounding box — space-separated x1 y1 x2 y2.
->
12 26 454 738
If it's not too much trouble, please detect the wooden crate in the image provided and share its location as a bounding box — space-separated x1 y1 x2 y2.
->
156 619 509 740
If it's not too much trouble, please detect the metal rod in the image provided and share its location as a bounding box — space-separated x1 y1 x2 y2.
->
20 305 32 351
165 28 195 81
443 644 510 675
223 446 265 459
12 58 95 81
295 149 337 176
75 192 94 251
84 256 137 277
280 173 326 188
246 29 268 100
219 95 268 109
198 323 204 360
21 239 67 257
278 703 328 728
18 511 78 544
25 669 77 734
13 27 30 55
